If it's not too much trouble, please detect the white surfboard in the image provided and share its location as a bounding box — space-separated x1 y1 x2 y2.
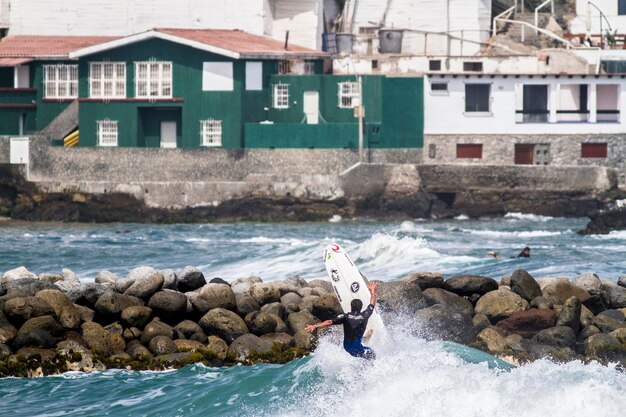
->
323 243 387 347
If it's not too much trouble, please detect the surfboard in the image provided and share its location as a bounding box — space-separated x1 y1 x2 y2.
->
323 243 387 347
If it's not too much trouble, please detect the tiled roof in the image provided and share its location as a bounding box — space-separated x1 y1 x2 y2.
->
0 35 119 58
155 28 325 56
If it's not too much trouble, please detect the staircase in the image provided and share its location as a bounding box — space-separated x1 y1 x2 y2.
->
504 12 552 46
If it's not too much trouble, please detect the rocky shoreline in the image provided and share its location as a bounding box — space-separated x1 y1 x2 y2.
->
1 265 625 377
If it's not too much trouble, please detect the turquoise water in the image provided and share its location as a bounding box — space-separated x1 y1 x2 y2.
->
1 215 625 416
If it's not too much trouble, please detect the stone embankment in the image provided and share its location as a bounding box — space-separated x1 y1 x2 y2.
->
1 266 625 377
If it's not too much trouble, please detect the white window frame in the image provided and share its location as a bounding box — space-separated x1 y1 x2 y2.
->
338 81 360 108
89 62 126 99
135 61 172 99
97 120 118 147
200 119 222 147
273 83 289 109
43 64 78 99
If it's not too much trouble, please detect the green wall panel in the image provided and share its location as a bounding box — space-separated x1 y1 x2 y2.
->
0 109 36 135
379 77 424 148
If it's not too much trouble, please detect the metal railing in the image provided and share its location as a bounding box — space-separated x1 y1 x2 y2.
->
496 18 576 49
492 0 517 37
535 0 554 32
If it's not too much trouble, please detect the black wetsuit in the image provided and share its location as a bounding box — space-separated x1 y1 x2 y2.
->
331 304 376 359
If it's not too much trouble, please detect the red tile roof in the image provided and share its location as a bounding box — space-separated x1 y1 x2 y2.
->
0 35 119 58
155 28 325 56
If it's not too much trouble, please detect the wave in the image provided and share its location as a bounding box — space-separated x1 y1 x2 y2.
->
462 229 566 238
505 212 554 222
591 230 626 240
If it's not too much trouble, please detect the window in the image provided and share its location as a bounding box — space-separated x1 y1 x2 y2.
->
303 61 315 75
277 60 292 75
203 62 233 91
463 61 483 72
245 62 263 91
338 81 360 108
43 64 78 99
200 119 222 147
620 0 626 15
456 144 482 159
431 82 448 95
97 120 118 147
465 84 491 113
273 83 289 109
89 62 126 98
135 61 172 98
581 143 607 158
429 60 442 71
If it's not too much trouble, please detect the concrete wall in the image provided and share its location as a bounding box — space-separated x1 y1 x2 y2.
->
0 137 10 163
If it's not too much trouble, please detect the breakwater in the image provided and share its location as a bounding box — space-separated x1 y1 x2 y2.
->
1 263 624 377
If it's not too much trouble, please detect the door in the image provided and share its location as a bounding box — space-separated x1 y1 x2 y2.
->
523 85 548 123
303 91 319 125
160 121 177 148
515 144 534 165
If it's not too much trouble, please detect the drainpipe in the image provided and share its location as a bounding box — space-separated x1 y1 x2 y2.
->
446 0 450 56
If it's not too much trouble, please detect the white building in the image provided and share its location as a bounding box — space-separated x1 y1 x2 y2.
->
570 0 626 37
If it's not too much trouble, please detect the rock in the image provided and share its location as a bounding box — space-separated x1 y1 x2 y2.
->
273 281 300 296
141 319 175 345
1 266 38 282
578 325 601 341
174 320 204 340
286 310 318 334
209 277 229 286
400 272 444 290
477 328 507 353
475 289 529 323
574 272 603 296
376 280 426 315
53 269 82 293
281 292 302 314
311 295 342 321
70 283 112 307
529 296 553 310
556 297 581 334
467 293 481 305
582 295 607 315
584 333 624 358
95 271 119 286
271 314 289 333
39 273 63 284
161 269 178 290
285 275 308 289
126 340 152 359
0 344 12 360
206 335 229 360
121 306 153 329
147 290 188 323
414 304 476 344
35 289 80 329
298 288 324 298
250 283 281 305
228 333 273 361
123 327 142 341
308 280 333 294
94 292 143 322
600 282 626 309
494 309 557 338
14 315 63 349
580 305 595 328
299 296 319 314
3 296 54 323
174 339 206 353
234 294 260 317
177 266 206 293
199 308 249 344
81 321 114 355
260 332 294 347
293 329 315 350
245 311 277 335
422 288 473 316
510 269 542 301
260 302 285 319
196 284 237 312
148 335 177 356
74 304 95 323
443 275 498 297
597 309 625 322
0 311 17 344
231 276 262 295
500 275 511 287
108 332 126 352
532 326 576 349
539 277 590 305
1 278 56 298
472 313 491 333
618 275 626 288
609 328 626 343
593 314 626 333
124 271 164 301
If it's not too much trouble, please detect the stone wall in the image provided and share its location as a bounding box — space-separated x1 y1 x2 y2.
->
0 137 9 164
424 134 626 185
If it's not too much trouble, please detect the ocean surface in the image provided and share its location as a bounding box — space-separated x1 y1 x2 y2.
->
1 214 625 416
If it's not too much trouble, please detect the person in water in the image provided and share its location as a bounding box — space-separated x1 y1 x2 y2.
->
305 281 378 360
517 247 531 258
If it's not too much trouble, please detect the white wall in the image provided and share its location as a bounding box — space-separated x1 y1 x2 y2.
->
425 76 626 134
270 0 323 49
571 0 626 34
0 0 9 27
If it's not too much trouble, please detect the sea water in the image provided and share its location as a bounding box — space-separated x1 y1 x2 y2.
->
0 215 625 416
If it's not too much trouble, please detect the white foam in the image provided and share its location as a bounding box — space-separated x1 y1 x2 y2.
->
329 215 342 223
462 229 565 238
455 214 469 220
505 212 554 221
591 230 626 240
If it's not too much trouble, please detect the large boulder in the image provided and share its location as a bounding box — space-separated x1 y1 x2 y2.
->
1 266 38 283
609 328 626 343
54 269 82 293
293 329 315 350
593 314 626 333
195 284 237 312
126 340 152 359
281 292 302 315
95 270 119 286
475 289 529 323
285 275 308 289
69 283 112 307
539 277 590 305
582 295 607 315
286 310 318 334
234 294 260 317
0 311 17 344
124 271 164 301
530 296 553 310
308 280 333 294
147 290 188 323
556 296 581 334
199 308 249 344
532 326 576 349
231 276 263 296
177 266 206 293
311 294 342 321
443 275 498 297
228 334 273 361
206 336 229 360
510 269 542 302
250 283 281 305
260 302 285 319
140 319 175 345
3 296 54 324
261 332 294 347
573 272 603 296
618 275 626 288
94 292 143 321
495 309 557 338
244 311 277 336
121 306 153 329
1 278 56 298
422 288 473 316
161 269 178 290
477 327 507 354
148 335 177 356
35 289 81 329
376 280 425 315
600 282 626 309
584 333 624 359
174 320 205 341
273 281 300 296
81 321 114 355
14 315 62 349
414 304 476 344
400 272 444 290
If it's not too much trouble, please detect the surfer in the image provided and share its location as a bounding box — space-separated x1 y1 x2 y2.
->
516 247 531 258
305 281 378 360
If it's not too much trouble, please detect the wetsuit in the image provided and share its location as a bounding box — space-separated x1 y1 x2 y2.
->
331 304 376 360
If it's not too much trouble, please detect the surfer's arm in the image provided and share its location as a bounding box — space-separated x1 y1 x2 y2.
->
368 281 378 307
305 320 333 333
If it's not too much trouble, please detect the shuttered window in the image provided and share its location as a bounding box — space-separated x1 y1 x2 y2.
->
465 84 491 113
456 144 483 159
581 143 607 158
